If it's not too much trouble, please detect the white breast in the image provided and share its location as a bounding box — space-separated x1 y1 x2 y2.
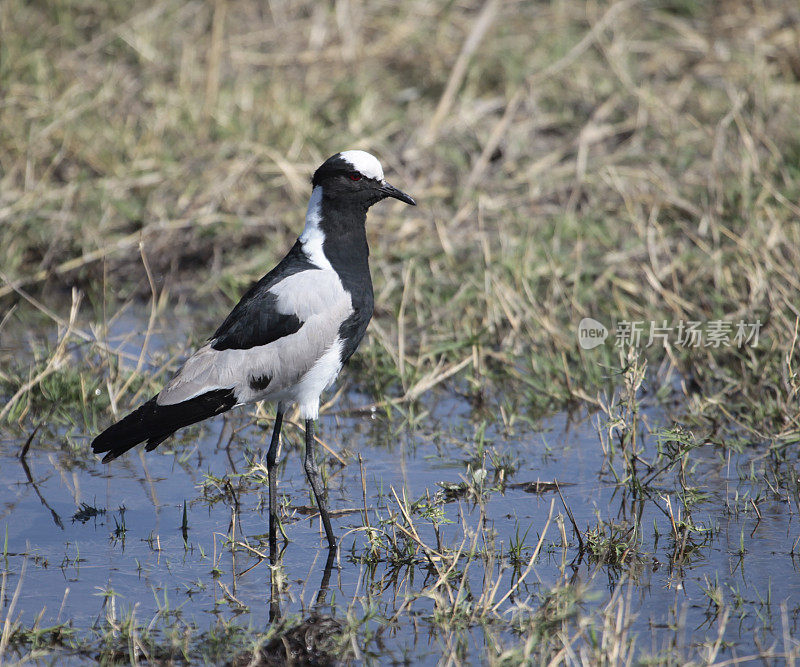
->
277 338 344 419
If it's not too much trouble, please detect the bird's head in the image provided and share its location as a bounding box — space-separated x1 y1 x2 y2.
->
311 150 416 208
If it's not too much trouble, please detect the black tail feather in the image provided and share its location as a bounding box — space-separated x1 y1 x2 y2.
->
91 388 236 463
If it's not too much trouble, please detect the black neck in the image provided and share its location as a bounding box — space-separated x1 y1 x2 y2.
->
319 196 371 286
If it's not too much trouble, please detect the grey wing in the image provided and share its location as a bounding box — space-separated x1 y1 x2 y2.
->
157 270 353 406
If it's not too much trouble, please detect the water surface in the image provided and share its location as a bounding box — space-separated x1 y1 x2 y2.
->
1 305 798 663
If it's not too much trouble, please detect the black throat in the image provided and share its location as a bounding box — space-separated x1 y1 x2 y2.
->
315 190 375 363
317 192 373 301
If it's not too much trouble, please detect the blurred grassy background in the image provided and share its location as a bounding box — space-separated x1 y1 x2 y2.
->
1 0 800 436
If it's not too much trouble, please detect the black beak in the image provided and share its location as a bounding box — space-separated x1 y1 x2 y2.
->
380 182 416 206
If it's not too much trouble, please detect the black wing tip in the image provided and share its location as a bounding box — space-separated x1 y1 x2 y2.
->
90 397 158 463
93 433 172 463
90 433 113 455
101 450 121 464
91 432 134 463
90 389 236 463
145 434 170 452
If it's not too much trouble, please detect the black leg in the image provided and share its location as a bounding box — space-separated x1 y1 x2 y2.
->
268 541 283 622
315 548 336 607
267 409 284 553
303 418 336 547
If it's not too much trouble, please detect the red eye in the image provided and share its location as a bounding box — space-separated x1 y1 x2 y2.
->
348 173 362 181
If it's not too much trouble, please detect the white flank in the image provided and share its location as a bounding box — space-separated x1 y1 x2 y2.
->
292 338 344 420
298 186 333 271
340 150 384 181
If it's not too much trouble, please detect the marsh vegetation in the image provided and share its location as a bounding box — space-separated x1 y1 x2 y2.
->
2 0 800 663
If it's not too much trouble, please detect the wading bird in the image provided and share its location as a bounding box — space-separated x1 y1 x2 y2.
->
92 150 416 549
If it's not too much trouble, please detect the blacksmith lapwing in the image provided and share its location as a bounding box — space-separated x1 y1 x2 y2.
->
92 150 416 548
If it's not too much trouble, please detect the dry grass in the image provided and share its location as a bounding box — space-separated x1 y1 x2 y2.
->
2 2 800 662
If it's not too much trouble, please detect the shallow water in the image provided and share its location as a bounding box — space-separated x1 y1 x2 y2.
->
1 304 799 664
